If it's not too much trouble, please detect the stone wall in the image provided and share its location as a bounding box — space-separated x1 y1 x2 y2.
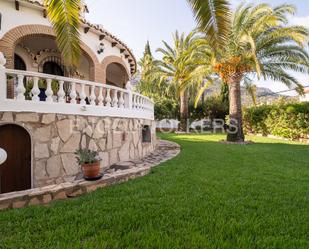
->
0 112 156 188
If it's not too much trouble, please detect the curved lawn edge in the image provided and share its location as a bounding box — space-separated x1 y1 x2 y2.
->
0 139 181 211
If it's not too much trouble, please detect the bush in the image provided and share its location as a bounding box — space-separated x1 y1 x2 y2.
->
243 102 309 139
189 95 229 121
154 98 179 120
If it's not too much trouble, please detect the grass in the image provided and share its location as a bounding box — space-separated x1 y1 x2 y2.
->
0 133 308 249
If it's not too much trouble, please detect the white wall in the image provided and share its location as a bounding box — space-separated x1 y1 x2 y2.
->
0 0 132 75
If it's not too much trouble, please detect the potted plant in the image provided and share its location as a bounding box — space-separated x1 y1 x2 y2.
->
75 149 102 180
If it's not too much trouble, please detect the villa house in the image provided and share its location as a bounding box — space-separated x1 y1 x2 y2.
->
0 0 155 194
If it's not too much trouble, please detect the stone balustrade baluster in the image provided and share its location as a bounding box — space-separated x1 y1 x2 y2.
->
70 82 77 104
90 85 96 105
31 77 40 102
118 91 125 108
138 96 142 109
80 84 86 105
105 88 111 107
16 75 25 100
45 79 53 103
112 89 118 107
132 95 136 109
98 86 104 106
57 80 65 103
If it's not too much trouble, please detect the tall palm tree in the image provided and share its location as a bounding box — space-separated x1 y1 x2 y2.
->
156 31 209 131
44 0 81 68
188 1 309 142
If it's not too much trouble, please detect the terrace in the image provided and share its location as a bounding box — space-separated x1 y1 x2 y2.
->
0 53 154 120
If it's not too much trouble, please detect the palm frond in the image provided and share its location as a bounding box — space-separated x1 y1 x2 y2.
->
44 0 81 68
187 0 231 49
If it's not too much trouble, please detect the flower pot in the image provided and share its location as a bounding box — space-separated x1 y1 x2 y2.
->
39 88 47 102
82 161 100 179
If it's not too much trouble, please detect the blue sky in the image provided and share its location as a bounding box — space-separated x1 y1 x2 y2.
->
85 0 309 93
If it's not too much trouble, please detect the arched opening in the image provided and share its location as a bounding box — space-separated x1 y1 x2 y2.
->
0 124 32 194
14 54 26 71
43 61 64 76
106 63 129 88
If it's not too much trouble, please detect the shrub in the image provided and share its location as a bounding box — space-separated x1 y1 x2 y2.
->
243 102 309 139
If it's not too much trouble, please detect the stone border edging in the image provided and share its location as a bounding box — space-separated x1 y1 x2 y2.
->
0 140 180 211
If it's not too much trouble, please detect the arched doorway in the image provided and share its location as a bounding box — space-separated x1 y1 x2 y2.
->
14 54 26 71
43 61 64 76
106 62 129 88
0 124 31 194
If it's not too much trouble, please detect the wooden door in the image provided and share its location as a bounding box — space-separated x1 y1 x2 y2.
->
0 124 31 194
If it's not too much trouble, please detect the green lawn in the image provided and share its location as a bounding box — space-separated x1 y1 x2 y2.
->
0 134 308 249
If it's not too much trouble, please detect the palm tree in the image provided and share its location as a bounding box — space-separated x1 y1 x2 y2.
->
44 0 81 68
156 31 209 131
187 1 309 142
136 41 172 100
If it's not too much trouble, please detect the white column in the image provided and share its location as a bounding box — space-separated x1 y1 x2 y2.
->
0 52 7 101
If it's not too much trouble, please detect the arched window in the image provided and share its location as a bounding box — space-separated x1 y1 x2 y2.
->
14 54 26 71
43 61 64 76
106 63 129 88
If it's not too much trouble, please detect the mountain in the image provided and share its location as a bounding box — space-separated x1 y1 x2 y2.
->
203 81 295 106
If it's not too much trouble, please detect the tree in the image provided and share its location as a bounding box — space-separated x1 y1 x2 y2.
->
44 0 81 68
187 1 309 142
156 31 210 131
136 42 179 119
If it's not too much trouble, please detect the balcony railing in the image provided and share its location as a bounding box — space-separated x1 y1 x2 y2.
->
0 54 154 120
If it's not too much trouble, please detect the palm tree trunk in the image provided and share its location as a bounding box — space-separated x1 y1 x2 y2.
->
227 76 244 142
179 90 188 132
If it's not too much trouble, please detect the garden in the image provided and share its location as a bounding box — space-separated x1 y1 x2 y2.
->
0 133 308 248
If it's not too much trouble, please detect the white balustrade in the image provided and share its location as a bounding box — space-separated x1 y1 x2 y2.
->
1 68 154 120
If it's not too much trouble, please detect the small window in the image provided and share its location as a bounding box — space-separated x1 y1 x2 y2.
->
142 125 151 143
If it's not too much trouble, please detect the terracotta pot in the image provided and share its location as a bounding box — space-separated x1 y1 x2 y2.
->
82 161 100 179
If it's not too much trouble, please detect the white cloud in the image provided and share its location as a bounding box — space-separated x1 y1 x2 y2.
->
290 15 309 28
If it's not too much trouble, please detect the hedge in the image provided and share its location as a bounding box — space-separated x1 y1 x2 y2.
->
243 102 309 140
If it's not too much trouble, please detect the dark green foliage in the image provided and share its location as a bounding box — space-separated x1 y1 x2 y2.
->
0 134 308 248
74 149 101 165
190 94 229 121
243 102 309 139
154 98 179 120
